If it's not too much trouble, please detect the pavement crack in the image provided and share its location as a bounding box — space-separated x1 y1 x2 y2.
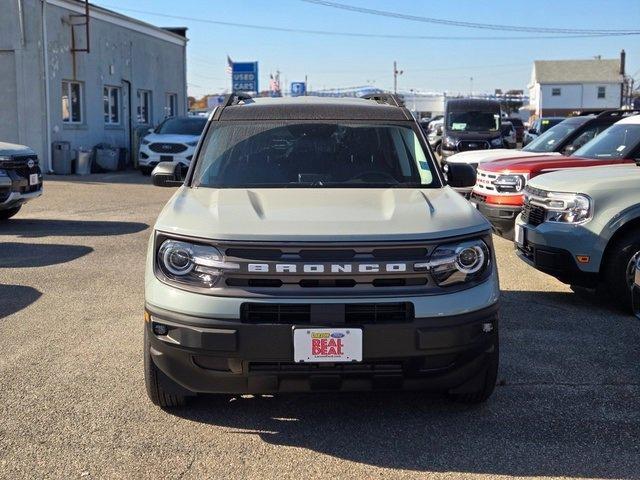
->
177 454 196 480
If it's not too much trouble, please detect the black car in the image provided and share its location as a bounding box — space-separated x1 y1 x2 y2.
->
520 110 639 155
440 99 504 159
0 142 43 220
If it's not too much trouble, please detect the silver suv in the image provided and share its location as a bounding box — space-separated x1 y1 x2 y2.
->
143 94 499 407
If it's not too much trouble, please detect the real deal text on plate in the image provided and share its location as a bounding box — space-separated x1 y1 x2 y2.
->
311 332 344 356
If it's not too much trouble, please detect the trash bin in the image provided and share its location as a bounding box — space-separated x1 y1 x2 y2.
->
52 141 72 175
95 146 119 171
76 150 92 175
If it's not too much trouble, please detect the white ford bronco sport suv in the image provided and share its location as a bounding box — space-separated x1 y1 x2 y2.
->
144 94 500 407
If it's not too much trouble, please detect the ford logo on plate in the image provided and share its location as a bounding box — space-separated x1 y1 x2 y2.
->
331 332 345 338
27 159 35 168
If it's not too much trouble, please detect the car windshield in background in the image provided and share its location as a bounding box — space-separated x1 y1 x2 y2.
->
573 124 640 159
156 117 207 135
193 122 437 188
523 119 586 153
540 118 564 133
447 111 499 132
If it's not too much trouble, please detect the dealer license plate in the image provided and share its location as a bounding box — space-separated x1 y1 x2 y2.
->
515 224 525 246
29 173 39 186
293 328 362 363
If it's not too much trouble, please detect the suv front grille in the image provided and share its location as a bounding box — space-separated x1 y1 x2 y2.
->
149 143 187 153
458 140 489 152
240 302 414 324
521 202 546 226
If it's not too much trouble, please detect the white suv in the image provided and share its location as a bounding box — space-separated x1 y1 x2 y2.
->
138 116 206 175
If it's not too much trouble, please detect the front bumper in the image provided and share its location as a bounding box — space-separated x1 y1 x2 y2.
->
514 215 600 287
0 172 43 208
145 302 499 394
471 196 521 238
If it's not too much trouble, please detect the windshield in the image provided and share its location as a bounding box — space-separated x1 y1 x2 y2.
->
523 119 586 153
540 118 564 133
193 122 437 188
156 117 207 136
446 110 500 132
573 124 640 159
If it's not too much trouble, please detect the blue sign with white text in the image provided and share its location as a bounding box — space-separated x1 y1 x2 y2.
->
232 62 259 93
290 82 306 97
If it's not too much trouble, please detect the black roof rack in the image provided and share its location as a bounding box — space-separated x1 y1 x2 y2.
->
361 93 403 107
595 109 640 119
212 93 253 120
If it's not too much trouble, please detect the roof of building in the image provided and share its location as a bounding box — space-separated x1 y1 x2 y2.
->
533 58 622 84
219 96 412 121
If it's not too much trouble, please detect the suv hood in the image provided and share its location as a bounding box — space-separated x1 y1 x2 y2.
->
155 187 490 242
446 149 560 165
528 163 640 193
0 141 36 156
479 155 633 174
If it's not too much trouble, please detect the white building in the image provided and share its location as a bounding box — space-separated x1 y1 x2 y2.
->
527 53 625 117
0 0 188 172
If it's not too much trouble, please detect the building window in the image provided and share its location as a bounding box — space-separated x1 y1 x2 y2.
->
103 86 121 125
597 86 606 99
551 87 561 96
62 80 83 123
137 89 152 124
166 93 178 117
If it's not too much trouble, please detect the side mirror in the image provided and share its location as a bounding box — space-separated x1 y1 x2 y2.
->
152 162 186 187
446 162 477 188
147 128 155 134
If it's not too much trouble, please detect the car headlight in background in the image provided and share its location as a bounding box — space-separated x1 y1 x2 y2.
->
141 138 151 145
415 239 491 287
544 192 592 224
186 141 198 147
442 136 457 149
490 137 504 147
0 169 7 177
157 239 239 288
494 174 526 193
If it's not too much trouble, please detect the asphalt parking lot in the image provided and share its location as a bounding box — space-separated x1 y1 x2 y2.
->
1 171 639 480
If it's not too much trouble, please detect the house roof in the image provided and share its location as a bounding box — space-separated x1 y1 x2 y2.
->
533 59 622 84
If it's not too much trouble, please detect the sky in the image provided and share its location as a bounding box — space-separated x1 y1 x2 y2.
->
95 0 640 98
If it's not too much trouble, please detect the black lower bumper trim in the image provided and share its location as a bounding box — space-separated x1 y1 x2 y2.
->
475 201 521 239
516 242 598 287
145 303 499 394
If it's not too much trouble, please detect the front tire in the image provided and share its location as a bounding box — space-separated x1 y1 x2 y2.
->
0 206 21 221
144 330 189 408
603 230 640 312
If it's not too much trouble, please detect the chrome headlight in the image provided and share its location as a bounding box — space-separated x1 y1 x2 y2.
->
494 174 526 193
544 192 592 224
156 239 239 289
491 137 503 147
0 155 11 163
416 239 491 287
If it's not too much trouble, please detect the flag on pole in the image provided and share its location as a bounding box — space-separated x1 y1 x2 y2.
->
226 55 233 75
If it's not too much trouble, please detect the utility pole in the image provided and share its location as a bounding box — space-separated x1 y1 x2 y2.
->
393 61 403 94
469 77 473 97
305 74 308 96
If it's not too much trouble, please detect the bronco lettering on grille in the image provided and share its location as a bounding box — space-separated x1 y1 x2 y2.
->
247 263 408 274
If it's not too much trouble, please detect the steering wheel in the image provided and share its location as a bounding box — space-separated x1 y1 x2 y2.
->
347 171 398 183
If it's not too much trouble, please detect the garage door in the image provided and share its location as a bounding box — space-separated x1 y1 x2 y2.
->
0 51 19 143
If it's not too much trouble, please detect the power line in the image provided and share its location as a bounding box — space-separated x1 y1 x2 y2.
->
300 0 640 35
97 4 637 40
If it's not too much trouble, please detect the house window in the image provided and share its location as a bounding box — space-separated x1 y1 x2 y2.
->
551 88 561 96
137 89 152 124
166 93 178 117
103 86 121 125
597 86 606 99
62 80 83 123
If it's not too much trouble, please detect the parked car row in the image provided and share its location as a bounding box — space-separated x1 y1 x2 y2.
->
445 110 640 311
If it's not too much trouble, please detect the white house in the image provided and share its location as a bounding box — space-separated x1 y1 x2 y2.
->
527 52 625 117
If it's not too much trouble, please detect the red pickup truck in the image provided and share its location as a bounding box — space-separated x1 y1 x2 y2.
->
470 118 640 239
